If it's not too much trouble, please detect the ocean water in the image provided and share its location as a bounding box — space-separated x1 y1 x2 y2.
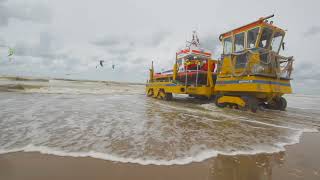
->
0 77 319 165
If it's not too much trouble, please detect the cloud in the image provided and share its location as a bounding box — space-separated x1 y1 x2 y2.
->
304 26 320 37
6 31 85 74
200 34 221 54
0 0 320 88
91 35 136 57
148 31 171 47
0 2 9 26
91 31 170 53
293 62 320 81
14 32 57 59
0 38 6 47
91 37 123 47
0 0 51 26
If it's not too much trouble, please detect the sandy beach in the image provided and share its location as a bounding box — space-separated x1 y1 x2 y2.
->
1 132 319 180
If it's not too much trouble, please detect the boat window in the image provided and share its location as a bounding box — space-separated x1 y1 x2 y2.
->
271 31 284 52
234 32 245 52
176 59 182 65
258 28 273 49
247 27 260 48
223 37 232 54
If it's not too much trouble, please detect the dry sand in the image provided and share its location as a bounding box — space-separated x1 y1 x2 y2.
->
1 132 320 180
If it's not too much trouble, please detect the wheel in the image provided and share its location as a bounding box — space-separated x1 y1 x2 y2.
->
157 90 172 101
147 89 154 97
157 89 166 99
215 95 226 108
266 97 287 111
248 97 258 113
165 93 173 101
242 96 258 113
258 102 268 110
278 97 287 111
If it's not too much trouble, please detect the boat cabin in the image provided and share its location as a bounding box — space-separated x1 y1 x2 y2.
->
154 31 216 86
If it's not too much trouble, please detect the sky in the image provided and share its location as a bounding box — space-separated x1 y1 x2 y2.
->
0 0 320 94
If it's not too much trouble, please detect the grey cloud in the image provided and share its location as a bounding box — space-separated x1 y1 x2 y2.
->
11 44 82 75
1 0 320 86
0 38 6 47
92 37 122 47
91 35 136 56
14 32 57 59
131 57 146 64
10 31 81 73
200 34 221 53
304 26 320 37
0 1 51 26
92 31 171 55
0 3 9 26
292 62 320 81
148 31 171 47
106 47 134 56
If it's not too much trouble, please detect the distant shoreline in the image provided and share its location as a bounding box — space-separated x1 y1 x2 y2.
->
0 75 145 86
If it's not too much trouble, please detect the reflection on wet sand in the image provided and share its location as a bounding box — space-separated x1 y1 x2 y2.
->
209 152 285 180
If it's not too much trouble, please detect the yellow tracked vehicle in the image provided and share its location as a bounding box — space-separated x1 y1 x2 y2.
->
146 15 294 112
214 15 294 112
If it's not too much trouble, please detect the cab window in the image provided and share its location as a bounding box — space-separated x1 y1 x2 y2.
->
271 32 284 52
258 28 273 49
223 37 232 54
234 32 245 52
247 27 260 48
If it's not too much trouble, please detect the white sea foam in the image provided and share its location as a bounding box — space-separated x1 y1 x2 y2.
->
0 132 305 166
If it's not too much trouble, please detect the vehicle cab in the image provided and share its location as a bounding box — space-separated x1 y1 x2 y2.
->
218 15 293 79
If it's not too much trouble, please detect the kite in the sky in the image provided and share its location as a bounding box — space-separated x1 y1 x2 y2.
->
95 60 116 70
8 48 14 57
96 60 104 68
7 48 14 61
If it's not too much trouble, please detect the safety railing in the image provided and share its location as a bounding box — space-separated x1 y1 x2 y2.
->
230 49 294 79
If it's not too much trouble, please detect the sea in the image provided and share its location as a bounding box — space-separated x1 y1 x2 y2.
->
0 76 319 165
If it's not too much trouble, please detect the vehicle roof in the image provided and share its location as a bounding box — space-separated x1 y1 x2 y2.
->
219 16 285 40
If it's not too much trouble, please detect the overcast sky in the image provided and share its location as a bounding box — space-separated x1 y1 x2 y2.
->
0 0 319 94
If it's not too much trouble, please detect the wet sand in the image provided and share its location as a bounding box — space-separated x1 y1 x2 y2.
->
1 132 319 180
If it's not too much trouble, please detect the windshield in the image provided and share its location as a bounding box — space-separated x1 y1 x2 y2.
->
258 28 273 49
223 37 232 54
247 27 260 48
271 31 284 53
234 32 245 52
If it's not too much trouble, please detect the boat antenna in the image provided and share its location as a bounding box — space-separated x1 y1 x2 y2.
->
186 31 200 49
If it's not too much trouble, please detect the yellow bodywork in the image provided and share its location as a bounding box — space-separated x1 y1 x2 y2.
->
218 96 246 107
215 76 292 94
146 60 216 99
146 82 214 98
